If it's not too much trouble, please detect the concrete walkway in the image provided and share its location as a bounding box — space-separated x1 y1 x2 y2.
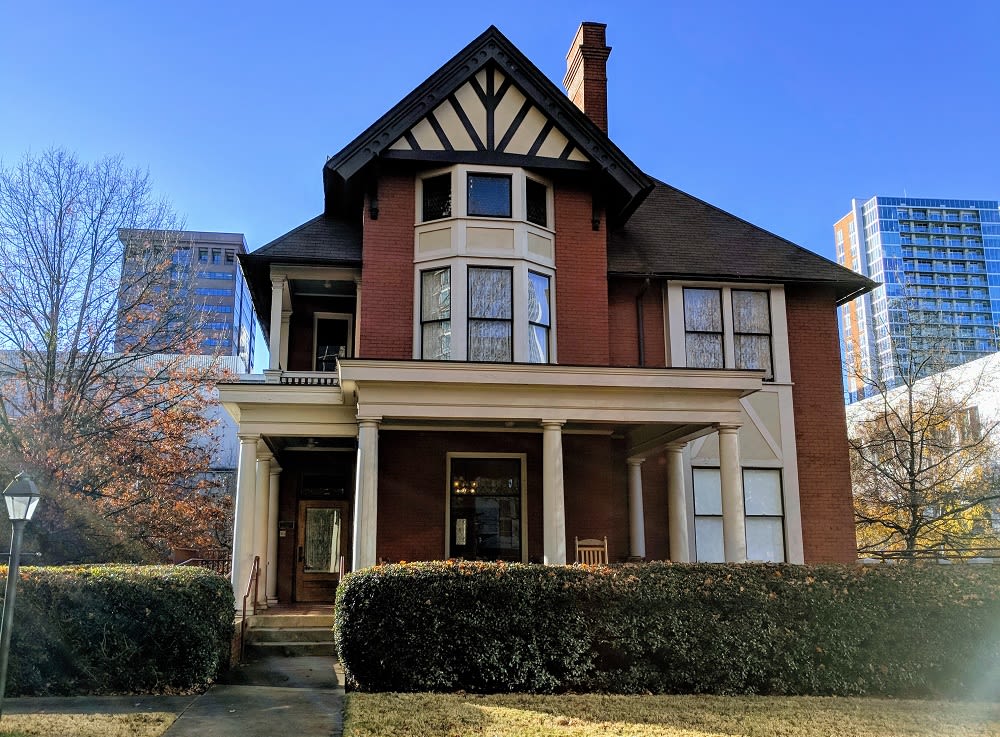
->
2 655 343 736
164 655 344 737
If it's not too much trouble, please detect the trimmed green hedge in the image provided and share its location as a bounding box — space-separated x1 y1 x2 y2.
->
334 561 1000 697
2 565 234 695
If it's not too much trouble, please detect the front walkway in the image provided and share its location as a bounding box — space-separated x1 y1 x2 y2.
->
164 654 343 737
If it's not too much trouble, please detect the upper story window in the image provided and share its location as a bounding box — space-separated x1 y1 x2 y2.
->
414 166 555 364
677 285 778 380
422 174 452 221
467 174 512 218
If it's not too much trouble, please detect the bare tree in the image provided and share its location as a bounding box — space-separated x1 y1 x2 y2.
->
0 148 231 561
846 292 1000 559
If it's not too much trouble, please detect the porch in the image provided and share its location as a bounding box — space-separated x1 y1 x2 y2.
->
220 359 768 609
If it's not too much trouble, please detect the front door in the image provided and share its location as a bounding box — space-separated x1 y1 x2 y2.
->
295 500 349 602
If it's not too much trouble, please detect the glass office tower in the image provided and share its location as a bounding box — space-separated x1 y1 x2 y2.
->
835 196 1000 402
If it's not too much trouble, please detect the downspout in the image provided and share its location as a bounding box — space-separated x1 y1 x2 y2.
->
636 278 650 367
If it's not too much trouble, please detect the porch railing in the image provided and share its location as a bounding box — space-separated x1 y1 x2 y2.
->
278 371 339 387
176 549 231 577
238 555 260 663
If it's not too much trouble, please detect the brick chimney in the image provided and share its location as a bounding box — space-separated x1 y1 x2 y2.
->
563 22 611 134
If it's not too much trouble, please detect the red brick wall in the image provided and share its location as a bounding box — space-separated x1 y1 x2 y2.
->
359 172 415 359
563 435 630 561
785 285 857 563
554 184 609 365
608 278 666 368
640 448 671 559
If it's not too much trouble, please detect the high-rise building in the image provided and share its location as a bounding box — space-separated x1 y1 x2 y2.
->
836 196 1000 401
116 229 257 372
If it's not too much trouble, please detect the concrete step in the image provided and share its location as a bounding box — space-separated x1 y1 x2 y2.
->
248 627 333 644
248 613 335 629
245 641 337 658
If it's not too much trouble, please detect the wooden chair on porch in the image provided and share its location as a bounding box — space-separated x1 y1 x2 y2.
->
574 536 609 565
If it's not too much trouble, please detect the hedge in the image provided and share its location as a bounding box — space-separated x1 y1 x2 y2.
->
1 565 234 695
334 561 1000 697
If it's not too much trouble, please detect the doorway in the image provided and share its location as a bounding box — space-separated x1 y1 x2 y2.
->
295 500 349 602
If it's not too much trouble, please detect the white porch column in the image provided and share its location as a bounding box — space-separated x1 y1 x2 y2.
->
541 421 567 565
666 443 691 562
268 276 286 370
279 310 291 370
266 462 281 604
352 419 380 570
627 458 646 559
231 433 259 607
253 448 271 608
718 424 747 563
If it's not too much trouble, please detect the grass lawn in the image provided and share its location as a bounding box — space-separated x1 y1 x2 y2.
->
344 693 1000 737
0 712 175 737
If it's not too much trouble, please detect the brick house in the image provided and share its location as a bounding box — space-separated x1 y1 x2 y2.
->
220 23 874 605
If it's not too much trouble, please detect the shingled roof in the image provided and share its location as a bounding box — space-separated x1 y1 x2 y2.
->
608 181 875 304
244 214 361 264
239 215 362 332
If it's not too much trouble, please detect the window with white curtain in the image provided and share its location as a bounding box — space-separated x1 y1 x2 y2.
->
468 267 513 362
684 288 724 369
732 290 773 379
527 271 550 363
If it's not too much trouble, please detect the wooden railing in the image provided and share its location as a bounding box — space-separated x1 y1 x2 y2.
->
238 556 260 663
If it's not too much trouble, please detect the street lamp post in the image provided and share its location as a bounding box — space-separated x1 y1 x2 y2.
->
0 473 39 718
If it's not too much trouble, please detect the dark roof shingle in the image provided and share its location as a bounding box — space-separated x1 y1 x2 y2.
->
608 182 875 304
247 214 361 264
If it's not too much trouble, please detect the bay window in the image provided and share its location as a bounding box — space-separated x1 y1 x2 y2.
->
414 165 555 363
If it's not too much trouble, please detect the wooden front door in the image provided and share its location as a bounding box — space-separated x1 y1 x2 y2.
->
295 500 349 602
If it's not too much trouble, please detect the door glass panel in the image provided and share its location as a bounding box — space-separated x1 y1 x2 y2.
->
304 508 341 573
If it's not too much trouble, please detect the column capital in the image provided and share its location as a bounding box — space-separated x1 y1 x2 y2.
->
238 432 260 444
540 420 565 430
626 457 645 467
270 463 283 475
666 442 687 452
716 423 741 434
270 275 288 288
358 417 381 429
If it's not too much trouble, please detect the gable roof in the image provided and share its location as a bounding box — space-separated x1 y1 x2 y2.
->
322 25 652 223
608 182 876 304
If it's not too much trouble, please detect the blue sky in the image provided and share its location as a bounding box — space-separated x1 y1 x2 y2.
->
3 1 999 264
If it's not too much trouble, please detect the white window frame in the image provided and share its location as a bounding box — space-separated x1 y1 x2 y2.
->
444 452 528 562
312 311 353 370
665 282 790 383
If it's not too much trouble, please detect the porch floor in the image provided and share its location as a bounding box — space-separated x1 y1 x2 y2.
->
261 603 335 616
